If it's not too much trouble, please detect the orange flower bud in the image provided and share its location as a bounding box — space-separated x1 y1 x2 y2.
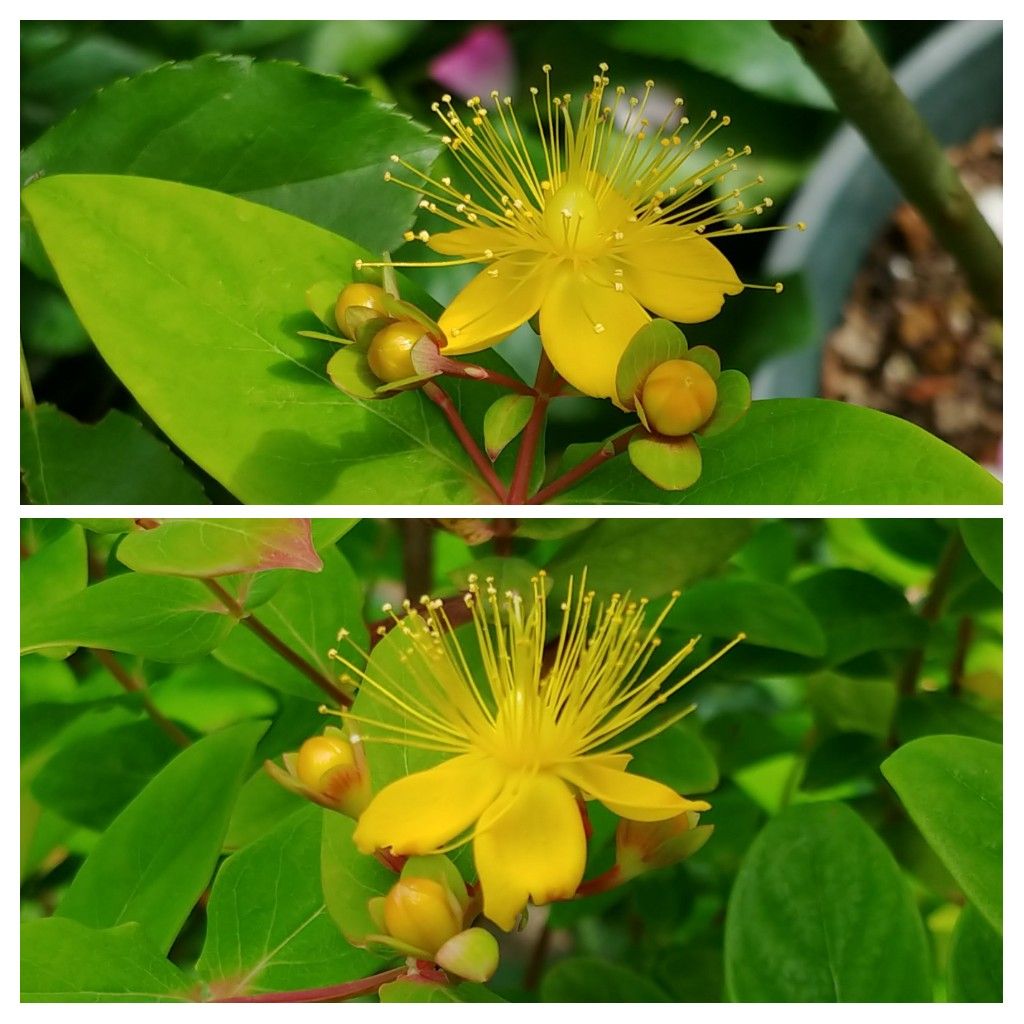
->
640 359 717 436
383 877 464 956
366 320 424 382
616 810 713 879
335 282 389 338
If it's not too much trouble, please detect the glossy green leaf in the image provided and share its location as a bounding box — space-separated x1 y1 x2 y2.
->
118 519 322 577
21 919 191 1003
57 720 265 953
483 394 533 460
699 369 751 438
540 957 670 1002
321 809 396 947
21 405 207 504
379 979 504 1002
628 720 719 795
23 174 496 503
546 519 753 601
20 521 87 641
959 519 1002 590
224 769 305 851
882 736 1002 932
560 399 1002 504
628 433 703 491
609 20 833 108
21 572 237 662
198 806 378 997
948 903 1002 1002
896 693 1002 745
806 671 897 739
794 568 925 665
149 661 279 735
664 578 825 657
725 802 931 1001
214 547 365 700
21 56 439 257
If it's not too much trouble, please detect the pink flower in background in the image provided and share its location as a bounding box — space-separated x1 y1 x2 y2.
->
429 24 516 99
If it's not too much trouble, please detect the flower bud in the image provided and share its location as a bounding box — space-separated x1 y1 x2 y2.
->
616 810 713 880
640 359 717 436
264 727 371 818
366 320 424 382
383 877 464 956
336 282 389 338
435 927 500 983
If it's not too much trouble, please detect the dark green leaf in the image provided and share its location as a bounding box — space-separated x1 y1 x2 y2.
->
959 519 1002 590
540 957 670 1002
948 903 1002 1002
379 979 504 1002
628 720 719 795
897 693 1002 745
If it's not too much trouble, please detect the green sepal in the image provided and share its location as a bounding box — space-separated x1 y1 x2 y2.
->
681 345 721 380
372 371 439 396
698 369 751 438
354 316 393 346
483 394 534 461
400 854 470 912
326 340 381 400
381 294 443 339
614 319 689 409
305 280 343 330
342 304 387 340
628 433 703 491
297 329 348 344
365 933 430 960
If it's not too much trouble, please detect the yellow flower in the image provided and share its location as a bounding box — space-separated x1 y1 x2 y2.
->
372 65 792 400
328 573 741 930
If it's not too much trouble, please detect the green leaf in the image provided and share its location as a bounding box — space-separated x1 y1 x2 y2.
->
609 20 834 108
540 957 670 1002
794 568 925 665
959 519 1002 590
483 394 533 460
882 736 1002 932
20 521 87 658
149 661 279 735
628 720 719 795
214 546 365 700
31 719 181 831
21 405 207 504
21 919 191 1003
896 693 1002 745
21 56 440 256
806 671 897 739
57 720 265 953
560 399 1002 504
379 979 505 1002
21 572 237 662
546 518 753 601
312 518 359 549
321 809 396 947
725 802 931 1001
664 578 825 657
23 174 496 503
118 519 322 577
627 433 703 491
198 806 379 997
948 903 1002 1002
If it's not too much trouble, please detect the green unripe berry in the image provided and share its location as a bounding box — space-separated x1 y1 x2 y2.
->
366 320 424 383
640 359 717 436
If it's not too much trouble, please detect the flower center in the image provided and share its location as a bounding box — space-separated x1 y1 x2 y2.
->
543 181 604 258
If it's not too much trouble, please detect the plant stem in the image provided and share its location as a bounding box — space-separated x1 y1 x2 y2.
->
896 531 964 697
575 864 622 898
509 354 558 504
423 381 507 503
202 578 351 707
20 340 36 419
444 360 536 395
90 648 191 748
213 965 408 1003
399 518 434 603
949 616 974 694
773 20 1003 316
527 428 638 505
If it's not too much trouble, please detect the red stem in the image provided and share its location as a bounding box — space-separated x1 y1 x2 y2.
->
444 361 535 395
212 966 408 1003
574 864 622 899
527 428 638 505
508 354 558 504
424 381 507 503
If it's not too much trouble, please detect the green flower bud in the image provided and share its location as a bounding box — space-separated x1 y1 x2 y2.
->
435 927 500 983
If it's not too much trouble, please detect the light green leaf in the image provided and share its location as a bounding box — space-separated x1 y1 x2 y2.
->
21 919 191 1003
57 720 265 953
483 394 533 460
198 806 379 997
627 433 703 491
312 518 360 549
379 979 505 1002
948 903 1002 1002
725 802 931 1001
21 55 440 257
149 661 279 735
20 521 87 659
882 735 1002 932
118 518 322 577
540 957 670 1002
609 20 833 108
21 572 237 662
23 174 496 503
21 405 208 504
214 547 365 700
664 577 825 657
959 519 1002 590
560 400 1001 504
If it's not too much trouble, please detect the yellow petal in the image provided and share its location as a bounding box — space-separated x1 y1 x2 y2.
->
474 773 586 930
559 758 709 822
428 226 519 257
353 754 505 855
438 255 553 355
538 266 650 398
618 226 743 323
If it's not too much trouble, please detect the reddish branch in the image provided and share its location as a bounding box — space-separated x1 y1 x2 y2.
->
212 966 409 1003
508 354 559 504
527 428 639 505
